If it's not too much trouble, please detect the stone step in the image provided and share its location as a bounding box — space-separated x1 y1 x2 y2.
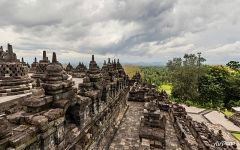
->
0 79 32 86
0 86 31 93
0 83 31 90
0 90 31 97
199 109 212 115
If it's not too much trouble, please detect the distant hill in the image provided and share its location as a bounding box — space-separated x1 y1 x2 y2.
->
123 61 165 66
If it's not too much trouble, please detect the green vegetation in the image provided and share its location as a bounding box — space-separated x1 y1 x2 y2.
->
165 53 240 109
167 53 206 101
158 84 172 95
232 132 240 141
123 64 141 78
222 109 234 117
199 65 240 109
140 66 170 85
139 66 172 95
226 61 240 70
123 53 240 110
124 65 173 94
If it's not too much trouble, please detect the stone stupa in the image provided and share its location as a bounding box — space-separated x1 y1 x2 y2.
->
0 44 33 97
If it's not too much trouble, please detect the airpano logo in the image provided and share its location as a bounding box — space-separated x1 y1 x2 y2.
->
214 141 237 147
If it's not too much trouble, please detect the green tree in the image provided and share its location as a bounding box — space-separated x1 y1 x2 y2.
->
140 66 170 86
198 65 240 108
225 73 240 107
167 53 206 100
198 67 225 107
226 61 240 70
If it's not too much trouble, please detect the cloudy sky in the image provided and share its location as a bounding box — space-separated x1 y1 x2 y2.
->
0 0 240 65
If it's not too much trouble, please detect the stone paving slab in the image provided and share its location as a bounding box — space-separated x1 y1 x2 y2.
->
188 113 209 123
205 111 240 132
72 78 83 88
109 102 148 150
163 112 182 150
109 102 183 150
0 93 31 104
181 104 205 114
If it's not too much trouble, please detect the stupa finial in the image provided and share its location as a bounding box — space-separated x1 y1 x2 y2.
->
52 52 57 63
43 51 47 60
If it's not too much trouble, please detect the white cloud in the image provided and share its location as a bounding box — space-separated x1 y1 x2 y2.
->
0 0 239 64
205 41 240 64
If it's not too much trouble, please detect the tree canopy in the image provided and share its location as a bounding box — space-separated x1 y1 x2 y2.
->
139 53 240 109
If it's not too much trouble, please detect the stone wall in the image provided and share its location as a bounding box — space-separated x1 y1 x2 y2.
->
0 49 129 150
170 104 237 150
0 94 31 114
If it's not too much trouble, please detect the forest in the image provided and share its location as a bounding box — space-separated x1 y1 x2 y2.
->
124 54 240 110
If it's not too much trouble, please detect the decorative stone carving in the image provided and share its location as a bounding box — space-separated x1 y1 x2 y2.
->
0 44 33 97
0 50 129 150
42 52 74 96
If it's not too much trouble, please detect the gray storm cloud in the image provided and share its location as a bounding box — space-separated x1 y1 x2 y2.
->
0 0 239 64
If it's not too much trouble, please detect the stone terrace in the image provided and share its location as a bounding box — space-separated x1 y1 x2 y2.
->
109 101 149 150
109 101 182 150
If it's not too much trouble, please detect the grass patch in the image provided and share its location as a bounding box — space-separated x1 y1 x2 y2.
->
158 84 172 95
232 132 240 141
222 109 234 117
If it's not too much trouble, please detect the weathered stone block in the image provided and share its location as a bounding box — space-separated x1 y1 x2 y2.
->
22 114 34 125
43 109 63 121
41 131 56 150
40 127 56 140
55 124 64 144
24 96 53 112
0 138 9 150
7 111 25 124
9 127 38 149
56 139 65 150
25 141 41 150
52 99 69 109
54 117 64 126
30 116 48 131
13 125 29 133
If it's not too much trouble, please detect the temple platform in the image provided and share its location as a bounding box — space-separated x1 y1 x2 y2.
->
72 78 83 88
0 93 31 113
